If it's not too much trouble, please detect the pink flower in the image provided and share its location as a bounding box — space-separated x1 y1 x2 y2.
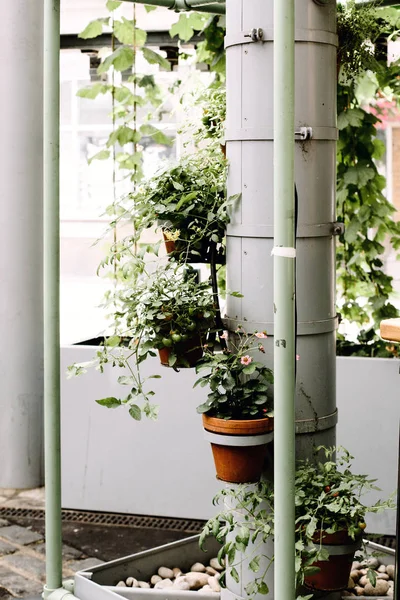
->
219 332 228 340
241 355 252 366
296 354 300 361
255 332 267 339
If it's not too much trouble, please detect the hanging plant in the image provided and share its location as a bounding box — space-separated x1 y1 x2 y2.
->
129 145 236 263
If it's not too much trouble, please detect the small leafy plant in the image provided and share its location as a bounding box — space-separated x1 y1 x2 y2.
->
129 145 234 263
195 328 274 420
199 446 394 599
68 265 216 420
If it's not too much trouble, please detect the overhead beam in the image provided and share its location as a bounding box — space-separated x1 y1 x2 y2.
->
121 0 226 14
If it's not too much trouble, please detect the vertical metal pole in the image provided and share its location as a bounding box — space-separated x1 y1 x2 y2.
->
43 0 62 594
273 1 296 600
0 0 44 490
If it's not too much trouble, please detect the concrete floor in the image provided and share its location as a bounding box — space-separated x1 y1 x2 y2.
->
0 488 203 599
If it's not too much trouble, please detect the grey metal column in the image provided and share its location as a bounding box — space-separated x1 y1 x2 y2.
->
225 0 338 458
0 0 44 488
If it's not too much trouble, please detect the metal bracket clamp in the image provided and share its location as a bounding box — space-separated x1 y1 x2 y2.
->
244 28 264 42
332 222 345 236
295 127 313 141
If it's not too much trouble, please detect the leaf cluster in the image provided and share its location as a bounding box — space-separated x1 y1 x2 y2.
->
195 330 273 420
200 447 394 599
129 145 232 262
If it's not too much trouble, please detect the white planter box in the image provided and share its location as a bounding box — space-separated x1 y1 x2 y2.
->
62 348 399 532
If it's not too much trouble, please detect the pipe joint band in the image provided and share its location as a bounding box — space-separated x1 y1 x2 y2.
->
271 247 296 258
223 317 338 336
295 409 338 434
227 223 339 239
225 28 338 49
225 127 338 142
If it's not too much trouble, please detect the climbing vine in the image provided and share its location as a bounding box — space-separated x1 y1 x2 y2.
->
336 3 400 355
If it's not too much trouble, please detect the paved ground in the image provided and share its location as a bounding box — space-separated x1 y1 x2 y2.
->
0 488 201 600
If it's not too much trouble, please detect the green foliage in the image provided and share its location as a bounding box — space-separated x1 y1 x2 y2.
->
127 145 232 262
200 447 394 598
336 81 400 349
195 328 273 420
337 1 381 79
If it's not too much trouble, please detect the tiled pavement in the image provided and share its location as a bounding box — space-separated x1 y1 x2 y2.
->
0 488 198 600
0 488 102 599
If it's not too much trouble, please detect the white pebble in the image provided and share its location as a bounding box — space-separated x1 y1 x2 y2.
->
364 580 389 596
191 562 206 573
377 573 389 580
154 579 173 589
158 567 174 579
209 558 224 571
126 577 138 587
377 565 387 573
116 581 126 587
151 575 162 585
352 562 362 570
172 567 182 578
138 581 150 588
387 565 395 579
354 586 364 596
208 577 221 592
206 566 217 576
359 575 369 587
173 580 191 591
185 572 210 590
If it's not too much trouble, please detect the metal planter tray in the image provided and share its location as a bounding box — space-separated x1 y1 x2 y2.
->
74 535 221 600
340 540 396 600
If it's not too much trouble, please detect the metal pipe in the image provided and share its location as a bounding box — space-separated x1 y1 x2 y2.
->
356 0 400 6
43 0 62 595
121 0 226 14
273 0 296 600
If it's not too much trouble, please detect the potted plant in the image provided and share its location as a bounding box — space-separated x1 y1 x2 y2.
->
199 447 394 599
194 328 274 483
129 145 234 263
295 446 395 593
68 264 216 421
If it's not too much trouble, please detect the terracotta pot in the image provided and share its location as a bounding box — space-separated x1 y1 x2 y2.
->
304 529 361 592
202 415 273 483
158 333 203 368
162 232 176 255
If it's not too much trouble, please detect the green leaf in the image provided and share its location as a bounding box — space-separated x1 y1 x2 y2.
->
98 46 135 74
144 5 157 12
242 363 256 375
168 353 177 367
77 83 108 99
79 18 109 39
106 0 122 10
258 581 269 595
142 47 170 70
114 19 147 46
249 556 260 573
129 404 142 420
88 150 110 164
106 335 121 347
344 218 360 244
230 567 239 584
139 124 172 146
367 569 377 587
337 108 364 130
343 165 375 188
118 375 134 385
170 13 207 42
96 397 121 409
